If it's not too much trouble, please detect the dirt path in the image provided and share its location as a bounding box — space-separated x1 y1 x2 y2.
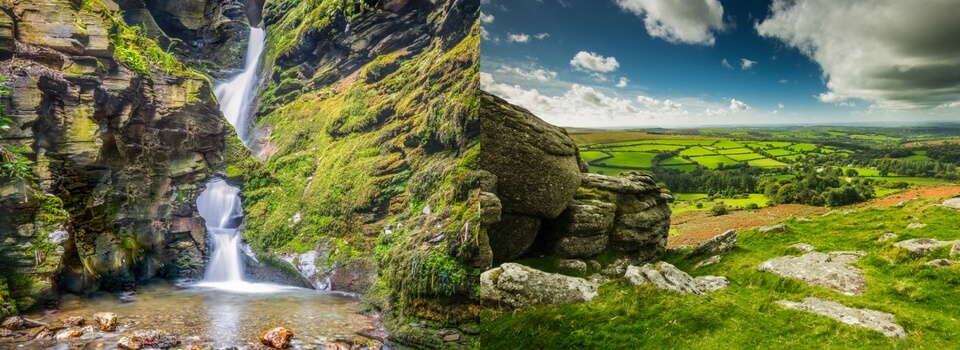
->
667 186 960 248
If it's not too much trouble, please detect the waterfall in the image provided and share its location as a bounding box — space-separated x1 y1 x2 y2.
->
194 27 293 293
213 27 266 142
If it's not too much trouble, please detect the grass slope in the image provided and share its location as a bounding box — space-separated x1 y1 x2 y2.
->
482 199 960 349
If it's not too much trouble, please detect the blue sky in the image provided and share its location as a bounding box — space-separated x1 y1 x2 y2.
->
480 0 960 128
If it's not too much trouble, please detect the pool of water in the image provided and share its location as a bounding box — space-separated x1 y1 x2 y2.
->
0 282 380 349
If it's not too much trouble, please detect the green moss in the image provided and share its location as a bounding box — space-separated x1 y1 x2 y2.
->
0 277 17 317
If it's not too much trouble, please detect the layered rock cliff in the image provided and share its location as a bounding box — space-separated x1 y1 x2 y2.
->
0 0 240 313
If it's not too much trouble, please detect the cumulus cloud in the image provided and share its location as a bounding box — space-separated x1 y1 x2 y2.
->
616 77 629 88
940 102 960 108
570 51 620 73
495 65 558 82
535 33 550 40
481 74 691 127
721 59 733 70
507 33 530 43
740 58 757 70
614 0 726 45
480 12 494 24
729 98 750 111
756 0 960 109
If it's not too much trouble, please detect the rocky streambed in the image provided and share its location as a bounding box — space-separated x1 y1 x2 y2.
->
0 283 386 349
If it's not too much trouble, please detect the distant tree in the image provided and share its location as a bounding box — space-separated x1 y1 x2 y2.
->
710 203 729 216
845 168 859 177
879 169 888 177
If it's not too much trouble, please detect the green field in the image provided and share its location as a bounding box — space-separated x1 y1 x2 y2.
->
590 165 627 176
618 144 687 152
680 146 716 157
748 158 789 167
660 156 694 165
842 167 888 177
579 150 610 163
788 143 818 152
866 176 955 186
850 134 900 142
765 148 795 157
903 151 932 161
746 141 793 149
662 164 699 173
671 193 770 214
691 155 740 169
727 153 766 161
777 154 802 162
603 152 657 168
712 140 743 149
717 148 752 155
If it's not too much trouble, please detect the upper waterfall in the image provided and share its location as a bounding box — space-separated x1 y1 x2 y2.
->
214 27 267 143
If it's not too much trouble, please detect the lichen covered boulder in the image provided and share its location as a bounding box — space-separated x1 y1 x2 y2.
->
481 263 598 309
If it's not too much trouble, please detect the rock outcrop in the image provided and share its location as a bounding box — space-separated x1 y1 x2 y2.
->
778 297 907 338
624 262 728 294
894 238 957 256
481 263 598 309
759 251 867 296
686 229 737 258
0 0 237 311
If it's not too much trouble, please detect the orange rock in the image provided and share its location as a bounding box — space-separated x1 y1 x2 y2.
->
259 326 294 349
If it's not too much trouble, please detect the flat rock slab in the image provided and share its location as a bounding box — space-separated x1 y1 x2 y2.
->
941 198 960 210
877 233 898 242
778 297 907 338
693 255 722 269
758 251 867 296
894 238 958 256
480 263 598 309
686 229 737 259
788 243 816 253
759 224 787 233
625 262 728 294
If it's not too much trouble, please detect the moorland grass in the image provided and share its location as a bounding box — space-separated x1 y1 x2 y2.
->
482 200 960 349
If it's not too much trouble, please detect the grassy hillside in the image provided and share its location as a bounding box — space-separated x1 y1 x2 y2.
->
482 198 960 349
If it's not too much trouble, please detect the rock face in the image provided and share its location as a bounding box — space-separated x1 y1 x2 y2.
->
624 262 728 294
759 251 867 296
778 297 907 338
894 238 957 256
480 92 582 263
0 0 238 310
480 263 598 309
686 229 737 258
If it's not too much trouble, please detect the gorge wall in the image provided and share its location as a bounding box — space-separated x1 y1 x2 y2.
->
0 0 245 314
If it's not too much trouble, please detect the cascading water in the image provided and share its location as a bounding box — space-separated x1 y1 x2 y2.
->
213 27 266 142
195 27 290 293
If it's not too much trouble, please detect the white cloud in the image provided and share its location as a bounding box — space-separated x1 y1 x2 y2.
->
729 98 750 111
756 0 960 109
495 65 558 82
480 12 494 24
838 101 857 108
507 33 530 43
740 58 757 70
721 59 733 70
778 103 784 109
779 79 789 84
482 74 691 127
616 77 629 88
940 101 960 108
570 51 620 73
614 0 726 45
534 33 550 40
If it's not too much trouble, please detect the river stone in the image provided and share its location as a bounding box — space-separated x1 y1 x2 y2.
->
758 224 787 233
777 297 907 338
260 326 294 349
117 335 143 350
941 197 960 210
877 232 898 242
758 251 867 296
693 255 722 269
894 238 957 256
624 262 704 295
686 229 737 258
1 316 23 330
480 263 598 309
553 234 608 258
479 192 502 225
93 312 117 332
480 92 581 219
927 259 954 267
55 327 83 340
788 243 816 253
487 214 541 263
62 316 84 327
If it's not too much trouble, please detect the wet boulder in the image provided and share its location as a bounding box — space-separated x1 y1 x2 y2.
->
62 316 85 327
94 312 118 332
260 326 295 349
117 335 143 350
